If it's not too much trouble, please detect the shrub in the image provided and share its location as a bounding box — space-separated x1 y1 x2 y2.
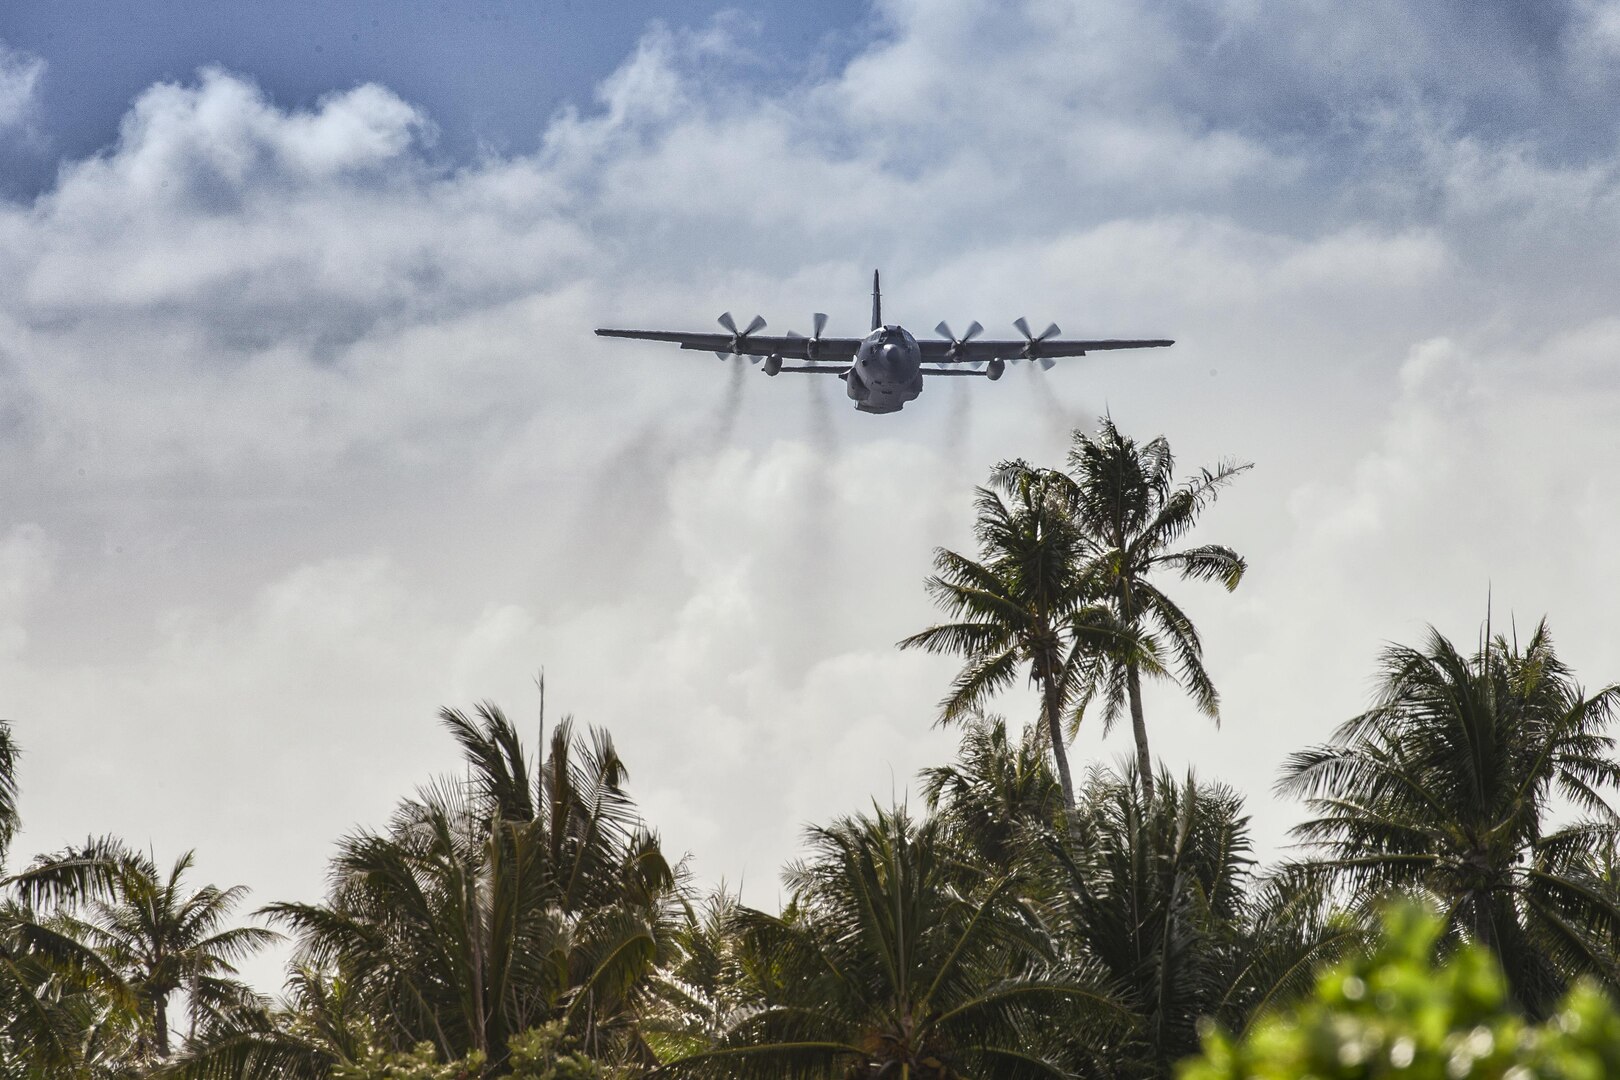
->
1180 905 1620 1080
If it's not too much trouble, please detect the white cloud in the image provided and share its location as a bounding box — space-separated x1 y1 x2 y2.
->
0 42 43 135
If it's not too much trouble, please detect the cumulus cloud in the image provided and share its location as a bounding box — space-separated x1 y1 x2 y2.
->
6 0 1620 987
0 42 43 135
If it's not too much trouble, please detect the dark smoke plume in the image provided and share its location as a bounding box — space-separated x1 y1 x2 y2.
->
942 376 973 476
566 419 674 597
709 357 749 450
1026 364 1084 444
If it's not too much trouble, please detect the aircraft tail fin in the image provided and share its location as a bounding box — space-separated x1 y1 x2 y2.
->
871 270 881 330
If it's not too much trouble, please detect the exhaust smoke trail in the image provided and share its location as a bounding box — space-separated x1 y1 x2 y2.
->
1026 364 1085 446
778 371 839 687
564 419 675 598
806 363 836 455
942 376 973 477
566 358 754 596
710 357 749 450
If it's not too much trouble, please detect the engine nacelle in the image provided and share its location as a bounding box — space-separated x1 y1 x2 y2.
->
844 367 870 402
986 358 1005 381
764 354 782 376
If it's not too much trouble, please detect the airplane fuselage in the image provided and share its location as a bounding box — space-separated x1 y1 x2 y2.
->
845 325 923 414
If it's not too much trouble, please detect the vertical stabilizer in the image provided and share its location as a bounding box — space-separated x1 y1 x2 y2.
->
871 270 882 330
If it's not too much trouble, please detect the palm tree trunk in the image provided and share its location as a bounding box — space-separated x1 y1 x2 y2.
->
1042 672 1077 812
1127 662 1155 803
154 994 170 1058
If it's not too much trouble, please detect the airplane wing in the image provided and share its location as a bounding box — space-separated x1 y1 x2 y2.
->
917 337 1174 363
595 328 863 362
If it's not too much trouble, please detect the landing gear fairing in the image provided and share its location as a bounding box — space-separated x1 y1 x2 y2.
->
595 272 1174 414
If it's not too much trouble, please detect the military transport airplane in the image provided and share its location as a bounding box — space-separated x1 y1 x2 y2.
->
595 271 1173 414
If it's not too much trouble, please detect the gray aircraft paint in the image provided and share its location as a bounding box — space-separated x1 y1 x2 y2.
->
596 272 1175 414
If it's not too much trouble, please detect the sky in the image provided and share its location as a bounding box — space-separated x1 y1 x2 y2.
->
5 0 1620 993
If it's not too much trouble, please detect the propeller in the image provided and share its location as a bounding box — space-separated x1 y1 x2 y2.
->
785 312 829 359
714 312 767 362
1013 317 1060 370
935 320 984 361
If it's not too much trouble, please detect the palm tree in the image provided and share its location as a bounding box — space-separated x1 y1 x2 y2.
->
1279 619 1620 1017
0 900 142 1076
14 840 276 1061
1064 418 1250 802
1043 764 1352 1078
264 703 683 1073
920 714 1064 867
0 721 17 864
164 965 371 1080
0 727 148 1078
669 805 1127 1079
900 461 1096 810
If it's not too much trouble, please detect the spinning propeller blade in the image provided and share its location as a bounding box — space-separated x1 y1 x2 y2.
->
1013 318 1061 363
788 313 830 358
936 320 984 359
717 311 766 356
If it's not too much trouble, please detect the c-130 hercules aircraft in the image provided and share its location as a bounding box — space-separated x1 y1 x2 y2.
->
596 271 1174 414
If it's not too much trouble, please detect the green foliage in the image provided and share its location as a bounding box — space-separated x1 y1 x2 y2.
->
334 1042 488 1080
331 1023 606 1080
504 1023 607 1080
1181 904 1620 1080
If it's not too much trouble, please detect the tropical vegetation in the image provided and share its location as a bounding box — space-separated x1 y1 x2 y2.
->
1181 903 1620 1080
5 417 1620 1079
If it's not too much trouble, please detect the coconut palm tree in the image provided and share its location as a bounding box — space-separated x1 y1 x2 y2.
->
163 964 370 1080
900 461 1097 810
13 840 275 1061
1 743 163 1077
264 703 683 1073
920 714 1064 867
0 900 141 1077
0 721 17 865
1279 620 1620 1017
1043 764 1352 1078
669 805 1127 1079
641 889 753 1069
1064 418 1250 803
